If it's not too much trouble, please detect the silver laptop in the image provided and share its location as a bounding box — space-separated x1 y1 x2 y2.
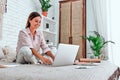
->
52 43 79 67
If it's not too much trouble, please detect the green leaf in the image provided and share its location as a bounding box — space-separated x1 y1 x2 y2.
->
80 31 115 57
39 0 52 11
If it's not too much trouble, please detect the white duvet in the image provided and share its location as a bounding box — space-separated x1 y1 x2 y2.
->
0 61 118 80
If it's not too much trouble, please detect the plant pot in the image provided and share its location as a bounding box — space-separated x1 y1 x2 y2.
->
42 11 48 16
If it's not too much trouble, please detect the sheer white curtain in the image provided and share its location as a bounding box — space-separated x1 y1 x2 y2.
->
90 0 109 59
91 0 108 40
91 0 120 67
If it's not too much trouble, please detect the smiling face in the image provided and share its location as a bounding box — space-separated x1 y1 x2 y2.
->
29 16 41 30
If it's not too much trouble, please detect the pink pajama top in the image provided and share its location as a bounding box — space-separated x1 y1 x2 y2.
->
16 28 50 53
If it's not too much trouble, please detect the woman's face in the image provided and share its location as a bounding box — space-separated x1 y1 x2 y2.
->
29 16 41 30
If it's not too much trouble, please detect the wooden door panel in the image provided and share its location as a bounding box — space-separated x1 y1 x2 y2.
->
60 2 71 43
72 0 83 36
72 36 83 58
60 35 69 44
72 0 84 59
59 0 86 59
60 2 70 35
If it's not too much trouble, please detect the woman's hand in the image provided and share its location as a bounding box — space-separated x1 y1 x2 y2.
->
41 57 52 65
46 51 55 61
30 48 52 65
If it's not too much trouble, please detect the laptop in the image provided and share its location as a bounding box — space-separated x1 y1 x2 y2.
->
52 43 79 67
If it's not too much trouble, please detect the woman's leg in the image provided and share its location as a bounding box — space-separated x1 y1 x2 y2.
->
16 46 38 64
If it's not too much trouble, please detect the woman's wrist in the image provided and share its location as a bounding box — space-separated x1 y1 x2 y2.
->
46 51 55 60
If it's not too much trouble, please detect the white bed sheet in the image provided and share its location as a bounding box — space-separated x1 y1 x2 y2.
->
0 61 119 80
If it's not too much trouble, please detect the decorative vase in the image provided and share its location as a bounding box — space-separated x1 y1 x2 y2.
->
42 11 48 16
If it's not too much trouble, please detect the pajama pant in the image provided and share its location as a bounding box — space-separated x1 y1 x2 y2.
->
16 46 38 64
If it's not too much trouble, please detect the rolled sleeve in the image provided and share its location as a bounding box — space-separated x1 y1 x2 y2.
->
39 32 50 53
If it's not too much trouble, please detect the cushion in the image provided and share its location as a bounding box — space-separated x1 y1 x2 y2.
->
2 46 16 62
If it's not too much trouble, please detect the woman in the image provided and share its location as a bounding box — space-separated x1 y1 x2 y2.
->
16 12 55 65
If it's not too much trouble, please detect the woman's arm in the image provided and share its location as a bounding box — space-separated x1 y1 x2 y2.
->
30 48 52 65
46 51 55 61
39 32 55 61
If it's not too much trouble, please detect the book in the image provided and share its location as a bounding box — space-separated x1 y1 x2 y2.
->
79 58 101 63
74 58 101 65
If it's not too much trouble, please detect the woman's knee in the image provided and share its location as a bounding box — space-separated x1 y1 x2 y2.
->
19 46 33 57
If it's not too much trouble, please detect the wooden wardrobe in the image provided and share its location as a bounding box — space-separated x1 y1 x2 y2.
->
59 0 86 59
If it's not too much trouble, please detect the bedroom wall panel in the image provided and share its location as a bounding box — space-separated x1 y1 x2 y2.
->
0 0 38 49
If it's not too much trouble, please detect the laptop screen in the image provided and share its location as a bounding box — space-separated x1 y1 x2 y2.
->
52 43 79 66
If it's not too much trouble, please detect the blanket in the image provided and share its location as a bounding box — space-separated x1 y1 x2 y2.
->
0 61 119 80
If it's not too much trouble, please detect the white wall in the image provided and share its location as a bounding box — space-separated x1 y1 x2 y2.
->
0 0 38 49
54 0 60 46
0 0 58 50
108 0 120 66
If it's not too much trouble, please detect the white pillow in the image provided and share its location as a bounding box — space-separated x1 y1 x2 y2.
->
2 46 16 62
0 46 4 59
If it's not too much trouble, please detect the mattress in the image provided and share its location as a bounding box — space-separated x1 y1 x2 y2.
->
0 61 119 80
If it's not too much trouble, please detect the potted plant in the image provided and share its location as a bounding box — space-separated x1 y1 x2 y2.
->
39 0 52 16
81 31 115 58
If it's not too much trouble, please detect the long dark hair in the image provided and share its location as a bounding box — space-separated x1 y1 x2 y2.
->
26 12 41 28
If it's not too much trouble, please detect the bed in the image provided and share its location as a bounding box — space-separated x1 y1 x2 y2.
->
0 61 119 80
